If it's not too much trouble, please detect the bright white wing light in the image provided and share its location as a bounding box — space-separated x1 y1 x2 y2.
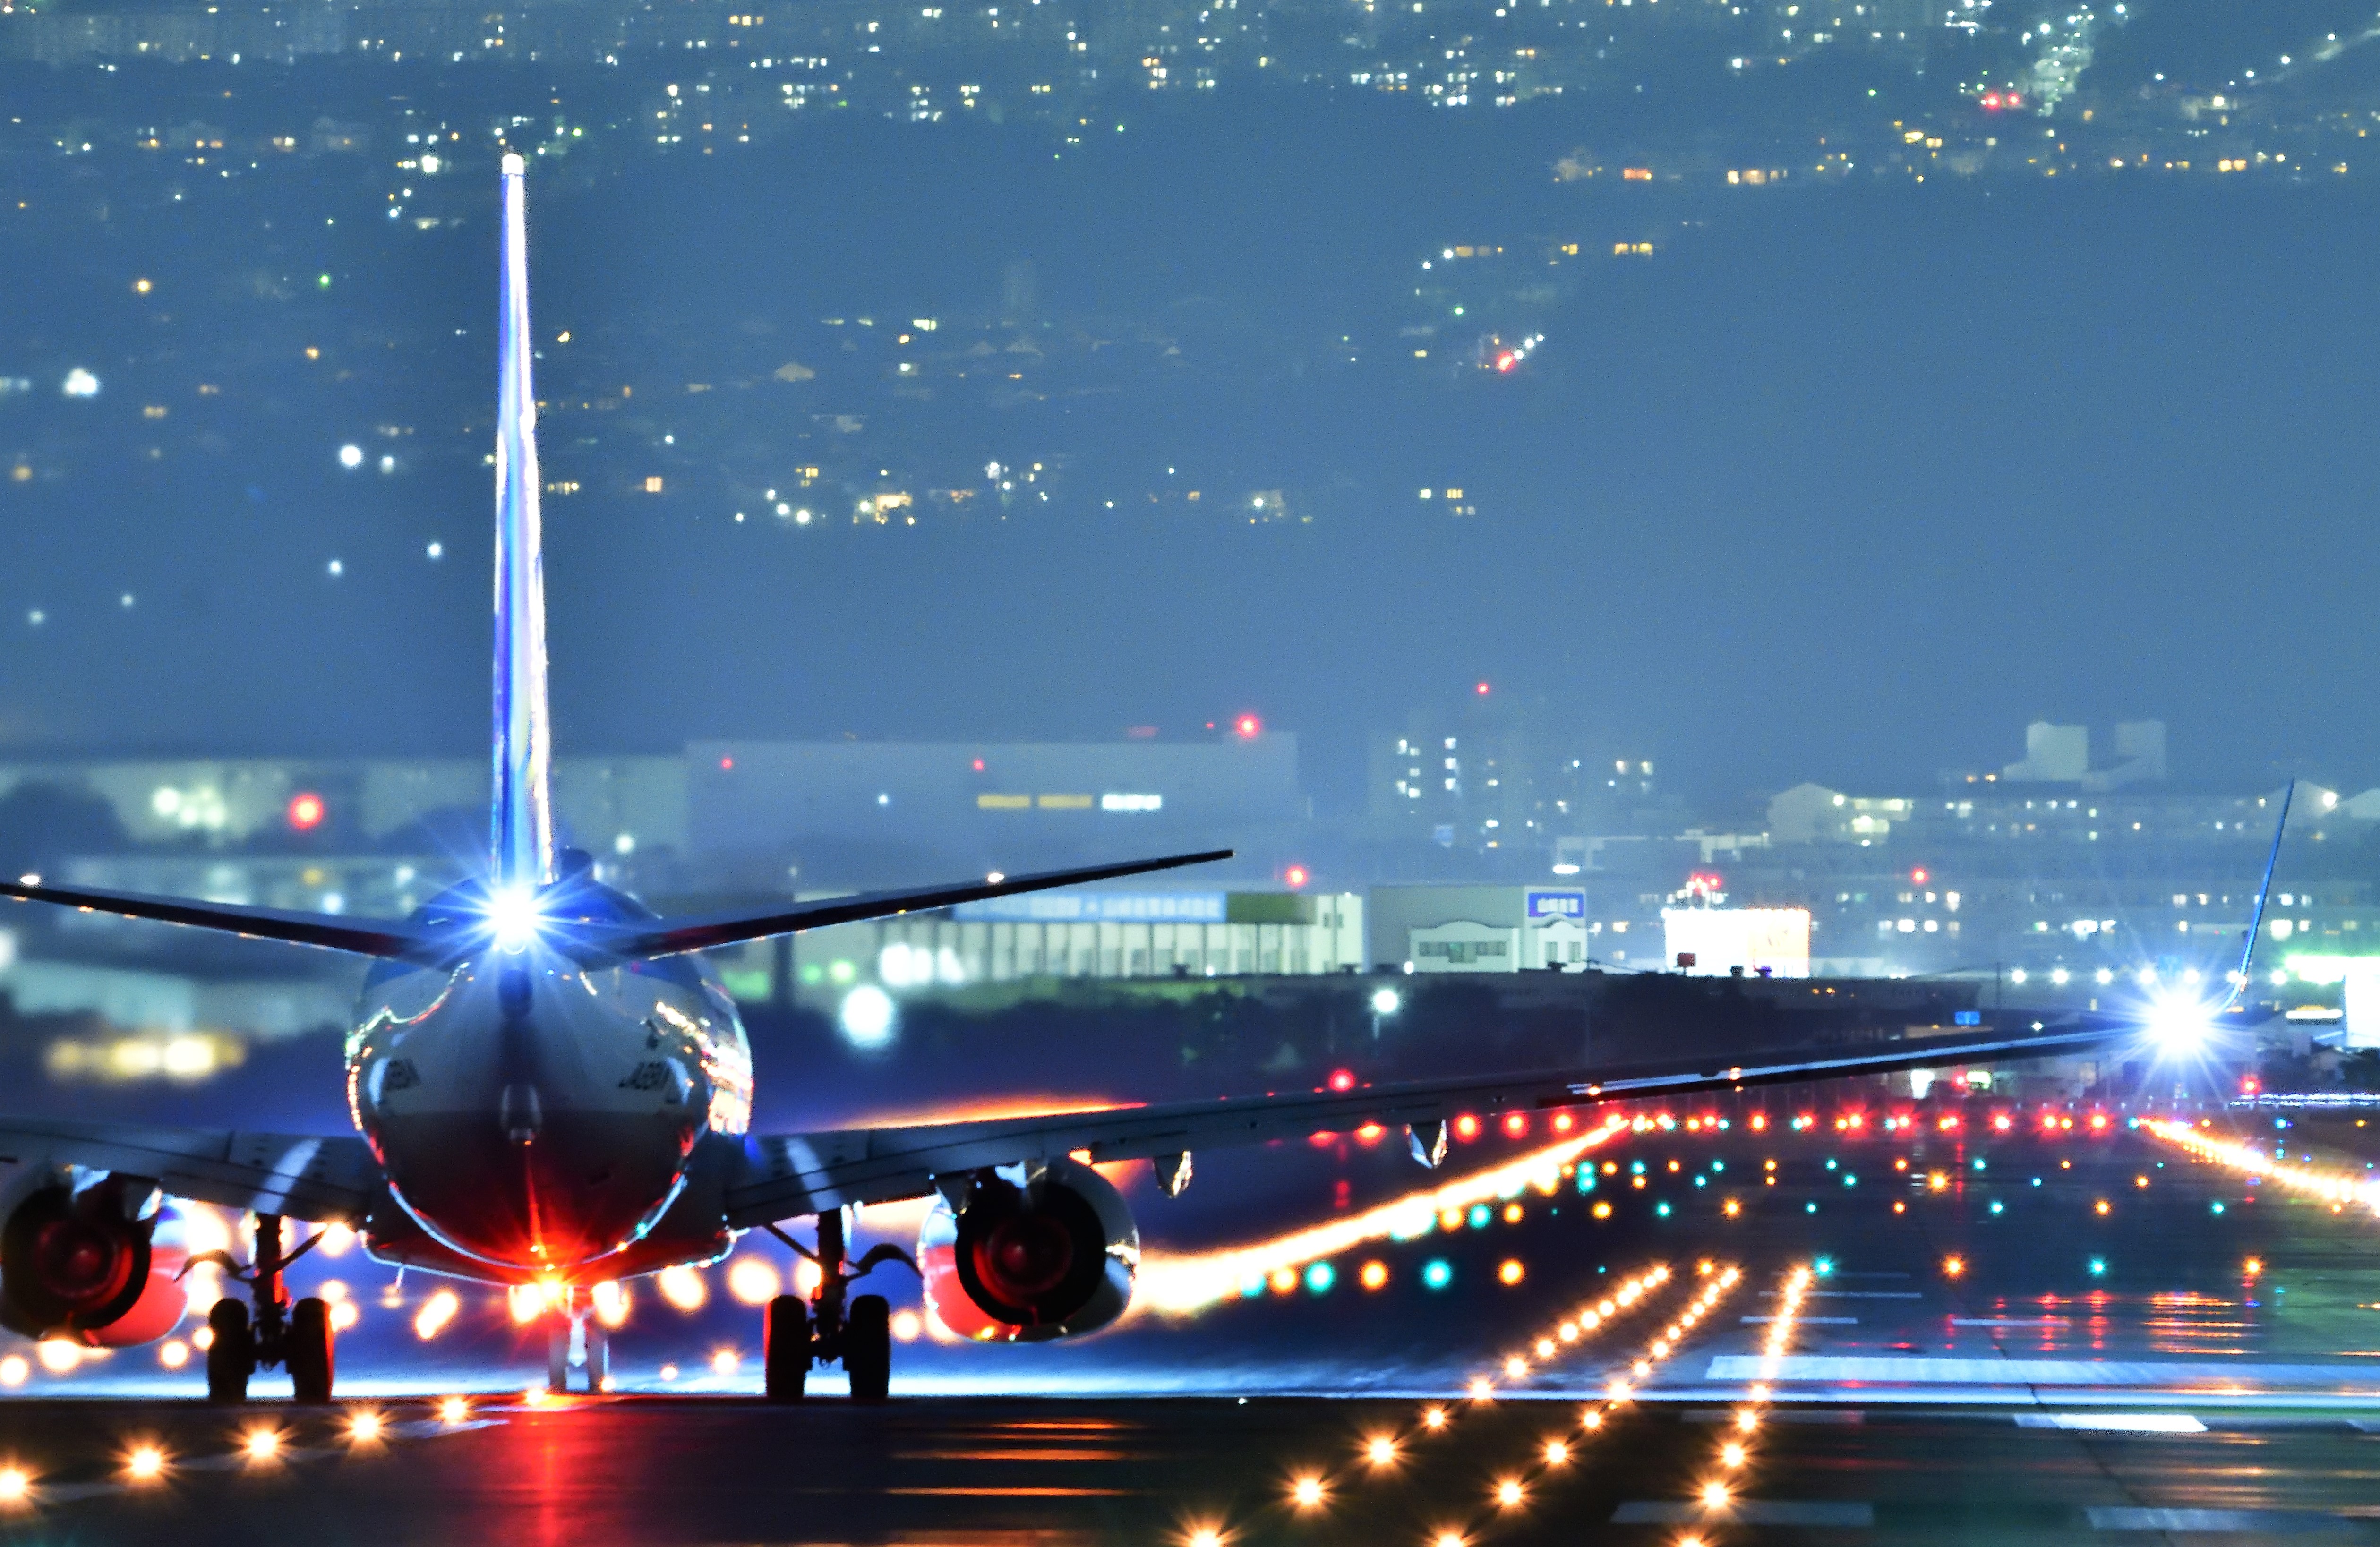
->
2144 993 2214 1054
488 886 544 953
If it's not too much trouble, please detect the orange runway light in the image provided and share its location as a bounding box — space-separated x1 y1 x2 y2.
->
1185 1526 1225 1547
1498 1259 1525 1286
1289 1475 1325 1510
1494 1478 1526 1508
439 1396 470 1425
243 1427 281 1461
1942 1255 1965 1278
124 1444 165 1482
1544 1438 1571 1464
1721 1442 1746 1468
1421 1406 1448 1430
347 1410 385 1443
0 1467 27 1504
1363 1434 1399 1466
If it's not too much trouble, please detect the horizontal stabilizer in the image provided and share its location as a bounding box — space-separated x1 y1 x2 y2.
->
591 847 1235 960
0 878 428 960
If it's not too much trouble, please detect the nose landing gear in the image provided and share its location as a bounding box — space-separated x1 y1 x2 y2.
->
544 1288 610 1394
761 1209 915 1402
187 1213 335 1403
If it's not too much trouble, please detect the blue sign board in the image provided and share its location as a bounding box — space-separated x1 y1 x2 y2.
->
1526 889 1587 922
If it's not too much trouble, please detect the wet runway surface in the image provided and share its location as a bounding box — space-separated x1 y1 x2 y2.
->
10 1100 2380 1542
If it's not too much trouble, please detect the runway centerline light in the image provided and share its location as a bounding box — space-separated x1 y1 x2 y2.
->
1701 1480 1731 1510
125 1445 164 1482
1544 1438 1570 1464
244 1427 281 1461
1289 1475 1326 1509
1364 1434 1399 1466
1721 1442 1746 1467
439 1396 470 1425
1495 1478 1525 1508
348 1410 384 1443
0 1467 27 1503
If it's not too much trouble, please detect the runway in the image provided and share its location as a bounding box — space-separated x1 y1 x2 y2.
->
7 1096 2380 1542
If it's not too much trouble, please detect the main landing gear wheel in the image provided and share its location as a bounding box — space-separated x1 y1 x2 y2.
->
287 1297 334 1404
763 1295 811 1402
845 1295 890 1403
205 1298 253 1404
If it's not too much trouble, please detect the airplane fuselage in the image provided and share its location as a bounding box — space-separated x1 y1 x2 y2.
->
345 878 753 1285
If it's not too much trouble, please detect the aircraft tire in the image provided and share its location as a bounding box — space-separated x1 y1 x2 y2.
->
205 1298 253 1403
846 1295 890 1402
763 1295 810 1402
287 1297 334 1403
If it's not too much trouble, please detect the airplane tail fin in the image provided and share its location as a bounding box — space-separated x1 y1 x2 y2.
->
490 152 556 892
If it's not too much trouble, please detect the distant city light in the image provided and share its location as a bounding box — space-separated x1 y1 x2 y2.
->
61 368 99 398
338 444 365 469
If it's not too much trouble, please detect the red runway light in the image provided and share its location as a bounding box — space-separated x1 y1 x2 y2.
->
1328 1068 1357 1093
286 792 325 831
1992 1113 2013 1132
1552 1112 1574 1134
1749 1114 1768 1131
1503 1113 1529 1139
1454 1113 1481 1140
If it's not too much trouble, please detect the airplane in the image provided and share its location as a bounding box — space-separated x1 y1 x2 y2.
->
0 155 2137 1405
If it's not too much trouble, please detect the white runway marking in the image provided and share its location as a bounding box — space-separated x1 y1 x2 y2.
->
1706 1356 2380 1391
2088 1506 2347 1532
2014 1413 2207 1433
1613 1500 1877 1526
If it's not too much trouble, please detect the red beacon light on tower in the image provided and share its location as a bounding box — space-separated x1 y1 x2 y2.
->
1233 714 1262 740
286 792 326 832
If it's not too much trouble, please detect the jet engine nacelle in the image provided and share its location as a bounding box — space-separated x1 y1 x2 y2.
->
0 1183 188 1346
918 1157 1137 1342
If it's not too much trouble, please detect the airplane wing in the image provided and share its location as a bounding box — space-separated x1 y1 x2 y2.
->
725 1020 2119 1226
0 1119 382 1223
0 850 1234 964
590 848 1235 960
0 878 429 960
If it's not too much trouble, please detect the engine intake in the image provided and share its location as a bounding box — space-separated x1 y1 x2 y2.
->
0 1184 188 1345
918 1157 1137 1342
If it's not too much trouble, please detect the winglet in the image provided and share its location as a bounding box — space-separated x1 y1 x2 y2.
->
491 152 556 891
2223 777 2295 1009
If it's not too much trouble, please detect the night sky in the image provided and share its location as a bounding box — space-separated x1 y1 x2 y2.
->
0 92 2374 812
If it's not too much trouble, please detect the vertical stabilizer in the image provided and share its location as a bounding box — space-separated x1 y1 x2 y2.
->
491 152 555 890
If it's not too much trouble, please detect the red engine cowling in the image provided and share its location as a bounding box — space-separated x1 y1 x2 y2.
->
0 1186 189 1346
918 1158 1137 1343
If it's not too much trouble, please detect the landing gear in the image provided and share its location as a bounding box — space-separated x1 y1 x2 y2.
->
758 1209 917 1402
205 1299 251 1403
192 1213 334 1404
543 1288 610 1394
763 1295 810 1402
287 1298 334 1403
845 1295 890 1402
